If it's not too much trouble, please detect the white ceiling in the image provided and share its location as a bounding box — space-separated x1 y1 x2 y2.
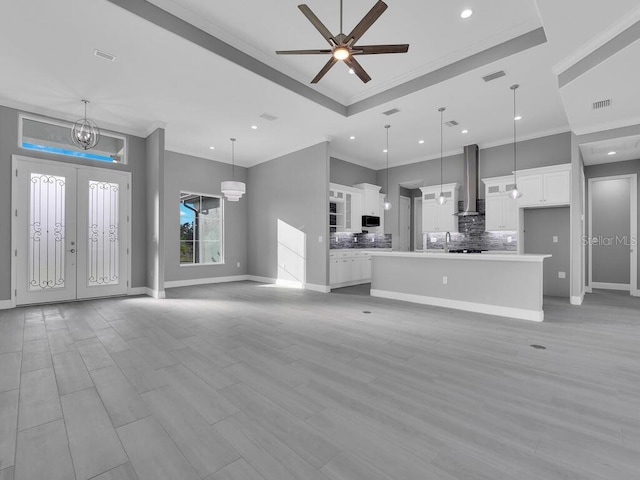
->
0 0 639 169
580 135 640 166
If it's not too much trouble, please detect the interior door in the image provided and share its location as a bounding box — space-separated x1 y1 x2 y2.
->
15 158 130 305
16 161 78 305
76 169 129 299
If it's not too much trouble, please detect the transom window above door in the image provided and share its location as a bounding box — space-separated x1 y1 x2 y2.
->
19 113 127 164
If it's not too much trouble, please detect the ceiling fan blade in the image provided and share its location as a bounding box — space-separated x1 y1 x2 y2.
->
276 49 332 55
353 44 409 55
298 4 337 46
345 0 388 45
344 57 371 83
311 57 339 83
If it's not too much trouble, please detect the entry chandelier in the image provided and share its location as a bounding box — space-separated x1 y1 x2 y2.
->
71 99 100 150
437 107 447 205
221 138 246 201
509 84 522 200
383 124 392 211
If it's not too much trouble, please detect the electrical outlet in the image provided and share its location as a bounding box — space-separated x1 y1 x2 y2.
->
431 237 437 243
553 236 558 243
318 235 323 243
442 276 448 285
558 271 566 279
507 236 512 243
237 262 240 268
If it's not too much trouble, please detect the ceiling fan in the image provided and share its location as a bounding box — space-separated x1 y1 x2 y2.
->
276 0 409 84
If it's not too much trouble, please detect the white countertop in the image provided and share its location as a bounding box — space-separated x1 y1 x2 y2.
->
369 251 551 262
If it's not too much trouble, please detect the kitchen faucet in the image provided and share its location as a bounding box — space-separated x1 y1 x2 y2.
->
444 232 451 253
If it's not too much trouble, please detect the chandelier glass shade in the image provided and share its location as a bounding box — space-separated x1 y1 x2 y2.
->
221 138 246 201
509 84 523 200
383 125 391 211
71 100 100 150
437 107 447 206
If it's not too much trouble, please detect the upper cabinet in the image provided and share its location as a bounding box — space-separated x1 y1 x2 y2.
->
420 183 460 233
482 175 518 231
329 183 362 233
516 164 571 207
353 183 382 217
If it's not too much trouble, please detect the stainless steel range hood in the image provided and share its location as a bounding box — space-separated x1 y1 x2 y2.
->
456 144 480 216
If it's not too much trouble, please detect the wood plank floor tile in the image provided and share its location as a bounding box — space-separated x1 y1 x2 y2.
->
91 462 139 480
0 466 13 480
90 366 150 428
20 339 52 373
117 416 200 480
141 385 240 477
0 390 19 471
52 350 93 395
205 458 265 480
160 364 238 424
14 420 75 480
0 331 22 355
76 337 116 371
18 367 61 431
111 349 168 394
0 353 21 393
169 347 237 390
95 328 131 354
128 337 178 369
61 387 128 480
47 329 77 354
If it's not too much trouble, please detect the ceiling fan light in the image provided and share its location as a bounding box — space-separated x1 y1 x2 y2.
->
333 47 350 60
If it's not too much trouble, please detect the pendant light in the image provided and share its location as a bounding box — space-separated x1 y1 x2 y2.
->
383 124 392 211
221 138 246 201
437 107 447 205
508 84 522 200
71 99 100 150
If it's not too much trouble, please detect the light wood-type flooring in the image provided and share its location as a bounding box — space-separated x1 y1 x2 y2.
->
0 282 639 480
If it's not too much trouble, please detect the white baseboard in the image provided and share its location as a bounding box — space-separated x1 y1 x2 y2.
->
370 289 544 322
0 299 15 310
164 275 249 289
632 289 640 297
247 276 330 293
585 286 593 293
591 282 631 291
570 294 584 305
128 287 148 296
330 279 371 290
146 288 166 299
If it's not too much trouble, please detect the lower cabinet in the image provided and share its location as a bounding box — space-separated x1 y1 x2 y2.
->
330 251 374 288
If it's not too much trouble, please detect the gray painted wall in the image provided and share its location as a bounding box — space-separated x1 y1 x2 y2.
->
375 132 572 249
523 207 571 297
145 129 165 295
0 104 148 301
330 157 377 186
164 151 248 282
248 142 330 286
585 159 640 288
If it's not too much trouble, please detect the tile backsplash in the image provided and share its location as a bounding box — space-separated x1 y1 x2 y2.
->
425 199 517 252
330 233 392 249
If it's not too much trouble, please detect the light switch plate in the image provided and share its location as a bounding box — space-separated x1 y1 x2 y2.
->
553 236 558 243
442 276 448 285
558 271 566 279
318 235 323 243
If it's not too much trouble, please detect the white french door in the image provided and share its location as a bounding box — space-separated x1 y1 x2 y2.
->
14 157 130 305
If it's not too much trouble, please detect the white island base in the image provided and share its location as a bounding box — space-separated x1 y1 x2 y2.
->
370 252 551 322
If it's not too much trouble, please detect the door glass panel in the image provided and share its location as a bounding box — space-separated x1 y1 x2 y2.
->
88 180 120 286
29 173 66 291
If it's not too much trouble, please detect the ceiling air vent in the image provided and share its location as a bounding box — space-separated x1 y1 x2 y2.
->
382 108 400 116
94 49 116 62
482 70 506 82
444 120 459 127
259 113 277 121
592 99 611 110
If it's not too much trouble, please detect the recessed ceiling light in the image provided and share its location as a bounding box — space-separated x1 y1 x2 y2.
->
349 135 356 140
418 140 425 144
348 69 355 75
383 149 388 153
251 125 258 130
608 151 617 156
209 146 215 150
460 9 473 19
461 129 469 134
514 116 522 121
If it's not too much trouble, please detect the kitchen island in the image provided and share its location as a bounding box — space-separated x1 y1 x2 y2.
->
370 251 551 321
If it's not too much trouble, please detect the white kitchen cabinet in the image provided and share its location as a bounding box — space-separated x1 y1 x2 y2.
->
330 183 362 233
353 183 382 216
516 164 571 207
329 250 377 288
482 175 518 231
420 183 459 233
